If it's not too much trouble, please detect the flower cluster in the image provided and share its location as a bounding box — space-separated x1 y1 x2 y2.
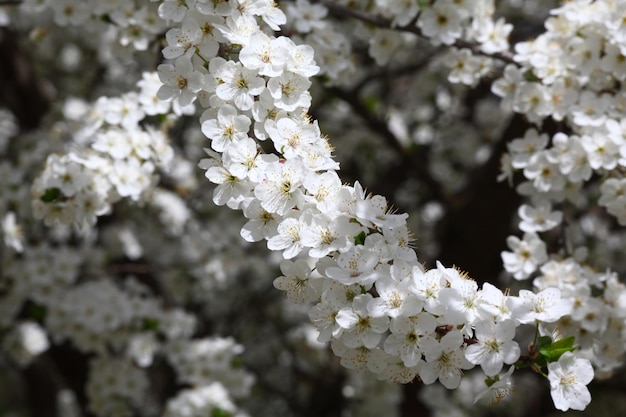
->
31 81 178 229
11 0 626 415
1 4 259 417
19 0 165 52
149 0 599 412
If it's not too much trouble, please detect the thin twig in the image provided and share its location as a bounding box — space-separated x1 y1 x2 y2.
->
316 0 517 65
352 53 436 92
325 85 444 202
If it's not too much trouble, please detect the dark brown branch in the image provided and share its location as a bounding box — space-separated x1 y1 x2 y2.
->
326 86 407 156
401 383 431 417
325 85 444 203
316 0 517 65
319 0 393 27
351 52 437 93
0 28 50 131
435 113 526 281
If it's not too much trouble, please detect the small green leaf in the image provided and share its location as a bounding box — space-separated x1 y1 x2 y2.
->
363 95 378 113
550 336 576 350
212 408 232 417
539 336 576 362
25 302 47 321
484 376 497 387
142 318 160 331
536 335 553 350
535 356 548 369
354 231 366 245
523 70 540 82
317 74 330 84
230 357 243 368
40 187 63 203
417 0 431 10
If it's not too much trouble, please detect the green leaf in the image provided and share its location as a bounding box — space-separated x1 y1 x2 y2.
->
550 336 576 350
363 95 378 113
523 70 540 82
534 355 548 369
484 376 497 387
354 231 366 245
536 335 553 350
212 408 232 417
317 74 330 84
539 336 576 362
230 357 243 368
417 0 431 10
40 187 63 203
142 318 160 331
514 359 529 370
25 302 47 321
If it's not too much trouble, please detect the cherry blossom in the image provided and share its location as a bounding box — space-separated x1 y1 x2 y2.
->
548 352 594 411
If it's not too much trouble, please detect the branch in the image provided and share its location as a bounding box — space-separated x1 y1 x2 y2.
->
326 86 407 157
318 0 393 27
435 113 526 279
316 0 516 65
324 85 444 203
351 53 436 93
0 28 50 131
